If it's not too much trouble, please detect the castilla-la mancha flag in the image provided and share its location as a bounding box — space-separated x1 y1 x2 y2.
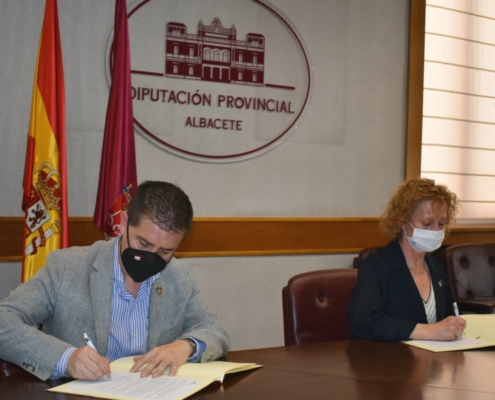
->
22 0 68 282
94 0 137 238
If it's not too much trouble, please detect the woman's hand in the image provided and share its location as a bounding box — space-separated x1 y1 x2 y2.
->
410 316 466 341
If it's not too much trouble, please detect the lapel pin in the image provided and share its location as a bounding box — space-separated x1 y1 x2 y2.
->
155 286 163 295
439 280 443 287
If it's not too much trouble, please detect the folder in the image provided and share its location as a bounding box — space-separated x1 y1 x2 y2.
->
48 357 261 400
403 314 495 352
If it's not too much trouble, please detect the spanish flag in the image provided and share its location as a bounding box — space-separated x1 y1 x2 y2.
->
22 0 68 282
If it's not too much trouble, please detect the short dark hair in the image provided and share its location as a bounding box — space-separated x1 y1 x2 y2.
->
127 181 193 235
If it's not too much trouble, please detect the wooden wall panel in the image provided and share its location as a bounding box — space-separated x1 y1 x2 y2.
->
177 218 388 256
1 217 493 262
0 217 25 262
405 0 426 179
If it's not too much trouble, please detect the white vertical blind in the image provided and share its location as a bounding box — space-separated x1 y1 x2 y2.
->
423 0 495 223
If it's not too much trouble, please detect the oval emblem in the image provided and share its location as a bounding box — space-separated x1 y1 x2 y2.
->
106 0 312 162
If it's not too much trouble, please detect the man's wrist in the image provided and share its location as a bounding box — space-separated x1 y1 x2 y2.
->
185 338 197 356
177 337 206 362
52 347 77 379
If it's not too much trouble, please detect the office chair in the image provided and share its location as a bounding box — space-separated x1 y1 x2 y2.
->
445 243 495 314
282 268 358 345
352 247 378 269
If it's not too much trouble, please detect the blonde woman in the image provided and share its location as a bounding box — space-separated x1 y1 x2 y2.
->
347 177 466 342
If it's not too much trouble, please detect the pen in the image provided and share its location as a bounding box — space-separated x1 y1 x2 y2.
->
453 302 460 317
83 333 111 379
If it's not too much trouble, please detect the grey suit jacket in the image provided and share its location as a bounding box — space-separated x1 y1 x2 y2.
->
0 238 229 380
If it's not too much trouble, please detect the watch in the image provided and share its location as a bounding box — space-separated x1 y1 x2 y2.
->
187 338 197 356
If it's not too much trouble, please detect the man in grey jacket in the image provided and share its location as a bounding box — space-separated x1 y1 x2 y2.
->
0 181 229 381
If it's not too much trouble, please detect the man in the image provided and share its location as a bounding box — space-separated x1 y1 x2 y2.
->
0 181 229 381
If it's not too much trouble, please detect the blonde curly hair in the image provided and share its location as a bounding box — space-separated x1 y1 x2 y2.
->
379 177 459 240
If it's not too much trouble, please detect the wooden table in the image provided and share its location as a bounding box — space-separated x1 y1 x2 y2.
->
2 340 495 399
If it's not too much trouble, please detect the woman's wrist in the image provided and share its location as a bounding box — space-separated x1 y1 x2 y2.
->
410 323 430 340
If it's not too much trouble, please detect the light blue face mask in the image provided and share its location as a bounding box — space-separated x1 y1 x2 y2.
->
403 222 445 253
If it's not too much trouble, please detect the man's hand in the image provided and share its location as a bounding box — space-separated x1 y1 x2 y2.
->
66 346 111 380
130 340 193 378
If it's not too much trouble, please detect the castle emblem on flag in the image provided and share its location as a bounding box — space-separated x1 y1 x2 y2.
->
105 183 133 238
24 162 63 257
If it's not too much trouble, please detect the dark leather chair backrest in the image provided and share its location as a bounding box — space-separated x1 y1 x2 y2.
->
352 247 378 269
445 243 495 299
282 268 358 346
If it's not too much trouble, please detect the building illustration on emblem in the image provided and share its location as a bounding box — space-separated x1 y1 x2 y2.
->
165 18 265 85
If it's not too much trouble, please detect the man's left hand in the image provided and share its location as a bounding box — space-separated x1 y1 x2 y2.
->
130 340 194 378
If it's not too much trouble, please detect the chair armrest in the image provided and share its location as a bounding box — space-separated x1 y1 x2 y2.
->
456 299 495 314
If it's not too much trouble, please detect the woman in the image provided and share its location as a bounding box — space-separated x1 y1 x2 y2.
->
347 177 466 342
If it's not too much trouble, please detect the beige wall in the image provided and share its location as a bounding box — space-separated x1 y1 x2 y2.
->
0 0 410 350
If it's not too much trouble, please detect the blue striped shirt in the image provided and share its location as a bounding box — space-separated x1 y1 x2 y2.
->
106 239 158 360
52 238 205 378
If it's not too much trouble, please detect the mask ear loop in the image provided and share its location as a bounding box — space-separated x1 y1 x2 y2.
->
402 221 416 239
119 221 132 255
126 222 132 249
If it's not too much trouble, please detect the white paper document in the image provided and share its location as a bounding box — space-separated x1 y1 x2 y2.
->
403 314 495 352
407 337 483 351
48 358 262 400
60 371 203 400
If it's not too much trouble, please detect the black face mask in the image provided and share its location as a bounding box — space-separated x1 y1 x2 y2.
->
120 225 168 283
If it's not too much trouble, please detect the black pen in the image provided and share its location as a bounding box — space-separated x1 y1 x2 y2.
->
83 333 111 379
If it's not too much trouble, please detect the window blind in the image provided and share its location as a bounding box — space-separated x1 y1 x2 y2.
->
423 0 495 223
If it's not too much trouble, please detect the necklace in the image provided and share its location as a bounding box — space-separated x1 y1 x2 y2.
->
409 267 424 275
409 260 427 276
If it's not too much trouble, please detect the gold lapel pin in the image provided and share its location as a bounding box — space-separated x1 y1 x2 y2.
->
155 286 163 295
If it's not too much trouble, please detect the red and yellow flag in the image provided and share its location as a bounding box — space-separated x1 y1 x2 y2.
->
22 0 68 282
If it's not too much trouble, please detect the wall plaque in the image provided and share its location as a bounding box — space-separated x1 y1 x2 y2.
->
106 0 312 161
